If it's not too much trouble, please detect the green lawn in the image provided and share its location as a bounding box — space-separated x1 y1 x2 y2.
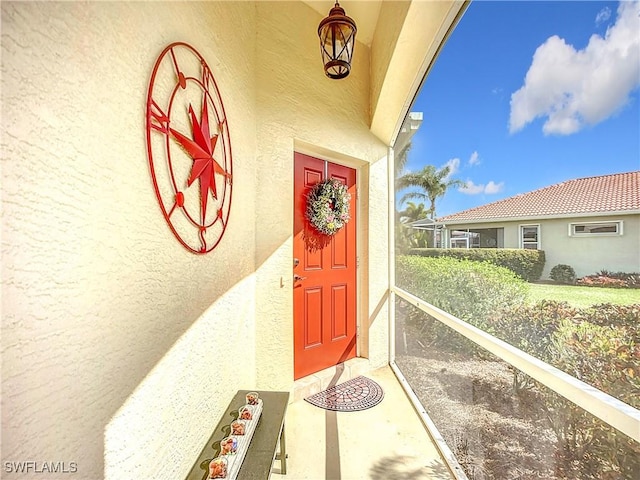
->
527 283 640 308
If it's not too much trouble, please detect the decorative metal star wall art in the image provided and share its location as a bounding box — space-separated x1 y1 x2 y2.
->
145 42 233 253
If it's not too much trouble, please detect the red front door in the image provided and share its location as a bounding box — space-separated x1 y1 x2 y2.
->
293 153 357 380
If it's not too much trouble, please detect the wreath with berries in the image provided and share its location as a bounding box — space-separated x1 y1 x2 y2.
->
305 179 351 235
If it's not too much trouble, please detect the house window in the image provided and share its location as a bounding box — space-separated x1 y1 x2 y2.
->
450 237 469 248
469 228 498 248
569 221 622 236
449 230 477 248
520 225 540 249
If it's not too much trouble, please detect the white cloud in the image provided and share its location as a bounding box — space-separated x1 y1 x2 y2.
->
460 180 485 195
459 180 504 195
484 180 504 194
596 7 611 26
468 151 480 166
509 1 640 135
441 157 460 179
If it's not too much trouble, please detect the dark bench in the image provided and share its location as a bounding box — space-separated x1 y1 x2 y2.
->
186 390 289 480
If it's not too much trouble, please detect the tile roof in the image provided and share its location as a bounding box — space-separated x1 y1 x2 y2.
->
437 171 640 223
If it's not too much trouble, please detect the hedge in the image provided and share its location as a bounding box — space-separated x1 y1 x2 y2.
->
396 255 528 329
577 270 640 289
487 301 640 478
409 247 545 282
396 252 639 477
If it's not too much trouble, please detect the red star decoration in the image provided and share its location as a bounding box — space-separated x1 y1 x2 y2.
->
170 101 227 221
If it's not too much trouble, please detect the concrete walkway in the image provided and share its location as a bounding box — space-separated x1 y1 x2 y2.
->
271 366 455 480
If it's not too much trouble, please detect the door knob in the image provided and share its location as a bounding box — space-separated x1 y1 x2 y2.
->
294 274 307 282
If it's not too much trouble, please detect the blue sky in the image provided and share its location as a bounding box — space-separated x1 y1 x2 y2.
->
400 0 640 218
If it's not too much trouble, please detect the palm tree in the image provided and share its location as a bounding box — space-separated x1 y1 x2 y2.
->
394 141 412 179
398 201 427 223
397 201 429 249
397 164 464 220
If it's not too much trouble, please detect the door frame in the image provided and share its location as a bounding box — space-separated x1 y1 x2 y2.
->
293 143 367 364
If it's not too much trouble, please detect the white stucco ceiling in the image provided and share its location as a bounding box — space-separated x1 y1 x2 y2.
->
302 1 382 47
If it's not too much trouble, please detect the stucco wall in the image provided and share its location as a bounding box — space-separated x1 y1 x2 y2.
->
1 2 259 479
2 1 393 479
370 1 411 120
535 215 640 278
253 2 389 389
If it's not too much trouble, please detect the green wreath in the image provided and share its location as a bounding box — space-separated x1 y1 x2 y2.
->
306 179 351 235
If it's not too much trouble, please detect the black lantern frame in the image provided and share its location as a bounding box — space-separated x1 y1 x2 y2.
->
318 2 357 79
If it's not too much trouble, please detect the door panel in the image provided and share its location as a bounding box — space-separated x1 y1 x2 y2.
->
304 287 323 348
331 225 348 267
293 152 357 380
331 284 348 340
305 247 323 271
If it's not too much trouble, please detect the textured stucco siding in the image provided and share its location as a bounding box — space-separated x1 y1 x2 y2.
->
1 2 258 479
370 1 411 121
2 1 393 479
537 215 640 278
253 2 388 389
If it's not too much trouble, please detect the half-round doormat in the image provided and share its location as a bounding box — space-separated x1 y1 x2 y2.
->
305 376 384 412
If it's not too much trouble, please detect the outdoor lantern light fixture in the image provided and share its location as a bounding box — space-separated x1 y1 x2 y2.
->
318 1 357 79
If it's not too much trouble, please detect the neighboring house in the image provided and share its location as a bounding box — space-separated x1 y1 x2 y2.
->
433 171 640 279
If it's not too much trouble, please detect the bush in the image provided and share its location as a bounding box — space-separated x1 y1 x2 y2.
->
396 255 528 329
487 300 572 361
544 304 640 478
493 302 640 404
550 264 576 284
396 252 640 476
577 270 640 289
490 301 640 478
409 248 545 281
396 255 529 357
